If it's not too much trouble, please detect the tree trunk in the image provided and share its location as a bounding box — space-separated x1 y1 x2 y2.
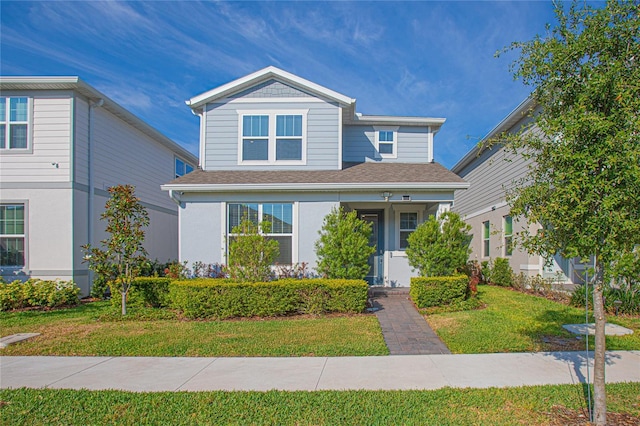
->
592 281 606 425
121 289 127 316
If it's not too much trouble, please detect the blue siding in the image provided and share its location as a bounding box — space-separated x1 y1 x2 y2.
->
204 100 340 170
343 125 431 163
230 80 312 98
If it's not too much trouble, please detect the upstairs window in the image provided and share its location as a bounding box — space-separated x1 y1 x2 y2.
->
1 97 29 150
175 157 194 178
504 215 513 256
375 126 398 158
238 111 307 164
0 204 25 267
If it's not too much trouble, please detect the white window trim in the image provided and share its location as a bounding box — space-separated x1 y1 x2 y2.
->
0 97 33 154
503 215 513 257
374 126 399 159
226 202 296 265
0 201 28 269
482 220 490 258
237 109 308 165
175 156 195 178
394 206 421 251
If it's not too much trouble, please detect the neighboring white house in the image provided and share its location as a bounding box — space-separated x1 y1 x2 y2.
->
451 98 585 284
0 77 197 295
162 66 468 286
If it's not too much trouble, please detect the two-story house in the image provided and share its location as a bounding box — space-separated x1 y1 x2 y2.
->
0 77 197 295
451 97 585 284
162 67 468 286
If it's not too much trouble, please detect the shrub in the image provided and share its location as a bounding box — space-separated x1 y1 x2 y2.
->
227 219 279 283
406 212 472 277
190 261 227 278
570 283 640 315
0 279 80 310
314 207 375 279
489 258 514 287
109 277 172 310
410 275 469 308
169 278 368 319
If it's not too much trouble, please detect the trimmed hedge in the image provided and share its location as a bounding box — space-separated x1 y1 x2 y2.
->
410 275 469 308
109 277 172 310
0 279 80 311
169 278 368 319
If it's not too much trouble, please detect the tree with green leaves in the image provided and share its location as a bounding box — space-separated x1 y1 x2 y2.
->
500 2 639 423
227 219 279 282
314 207 375 280
83 185 150 316
406 211 472 277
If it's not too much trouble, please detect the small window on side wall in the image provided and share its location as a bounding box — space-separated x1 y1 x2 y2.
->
483 221 490 257
504 215 513 256
375 126 398 159
399 212 418 249
175 157 194 178
1 97 29 150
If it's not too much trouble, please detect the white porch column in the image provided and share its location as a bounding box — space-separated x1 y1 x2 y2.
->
436 202 452 218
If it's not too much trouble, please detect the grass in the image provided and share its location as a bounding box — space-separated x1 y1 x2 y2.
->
1 383 638 425
426 285 640 354
0 301 388 357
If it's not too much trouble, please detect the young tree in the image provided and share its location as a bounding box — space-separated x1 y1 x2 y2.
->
501 2 640 423
406 211 472 277
227 219 279 282
83 185 150 315
314 207 375 279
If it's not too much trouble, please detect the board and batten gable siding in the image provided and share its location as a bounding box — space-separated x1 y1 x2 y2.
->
342 125 432 163
203 99 341 170
229 80 313 99
453 144 532 217
0 92 73 183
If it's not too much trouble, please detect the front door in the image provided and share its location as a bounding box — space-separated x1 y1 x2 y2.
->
358 210 384 285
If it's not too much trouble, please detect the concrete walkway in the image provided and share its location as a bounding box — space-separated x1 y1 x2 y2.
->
2 351 638 392
371 288 451 355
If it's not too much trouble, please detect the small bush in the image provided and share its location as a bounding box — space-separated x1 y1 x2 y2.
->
169 278 368 319
110 277 172 310
227 220 279 283
0 279 80 311
570 284 640 315
489 258 514 287
410 275 469 308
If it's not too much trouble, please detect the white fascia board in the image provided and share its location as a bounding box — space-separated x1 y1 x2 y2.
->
349 114 446 129
451 97 535 174
162 182 470 193
187 66 355 109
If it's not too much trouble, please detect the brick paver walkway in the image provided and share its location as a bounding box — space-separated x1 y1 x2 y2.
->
371 288 451 355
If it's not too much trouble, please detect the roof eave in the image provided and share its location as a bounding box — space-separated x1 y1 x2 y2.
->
346 114 446 130
187 66 355 109
162 182 470 192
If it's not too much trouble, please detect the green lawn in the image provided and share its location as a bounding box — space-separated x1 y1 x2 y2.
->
1 383 638 425
0 301 388 357
426 285 640 354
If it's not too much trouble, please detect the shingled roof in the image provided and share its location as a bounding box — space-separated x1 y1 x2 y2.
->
163 162 468 192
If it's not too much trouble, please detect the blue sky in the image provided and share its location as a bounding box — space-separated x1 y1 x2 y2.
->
1 1 558 168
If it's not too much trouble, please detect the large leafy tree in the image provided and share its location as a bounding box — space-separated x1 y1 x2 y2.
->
501 1 640 424
83 185 150 316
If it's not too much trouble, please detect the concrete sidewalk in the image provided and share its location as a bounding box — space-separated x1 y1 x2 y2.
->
1 351 638 393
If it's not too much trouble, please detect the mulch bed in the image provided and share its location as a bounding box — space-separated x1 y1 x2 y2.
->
546 405 640 425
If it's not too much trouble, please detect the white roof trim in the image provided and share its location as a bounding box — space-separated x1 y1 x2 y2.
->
162 182 470 193
187 66 355 109
348 114 446 129
451 97 535 174
0 76 198 165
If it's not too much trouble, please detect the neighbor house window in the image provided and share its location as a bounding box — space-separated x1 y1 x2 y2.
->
375 126 398 158
482 221 490 257
1 97 29 150
504 215 513 256
399 212 418 249
0 204 25 266
227 203 293 264
175 157 194 178
239 111 307 164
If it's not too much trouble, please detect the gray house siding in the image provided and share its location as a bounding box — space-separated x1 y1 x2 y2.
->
229 80 313 99
343 125 431 163
203 99 340 171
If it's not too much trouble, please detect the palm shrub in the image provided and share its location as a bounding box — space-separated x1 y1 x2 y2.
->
406 211 472 276
314 207 375 279
227 219 279 282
